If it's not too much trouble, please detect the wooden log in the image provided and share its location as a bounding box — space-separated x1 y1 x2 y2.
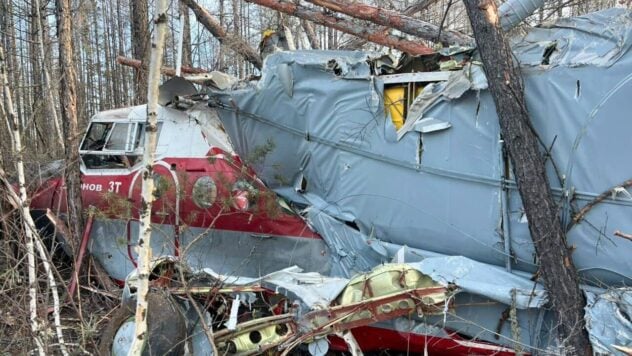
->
340 0 439 50
462 0 592 354
180 0 263 69
245 0 435 56
117 55 208 76
306 0 473 46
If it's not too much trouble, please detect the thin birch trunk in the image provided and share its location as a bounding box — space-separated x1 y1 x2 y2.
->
0 44 46 356
128 0 168 354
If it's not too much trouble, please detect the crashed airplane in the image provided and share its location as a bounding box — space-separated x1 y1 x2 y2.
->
26 7 631 356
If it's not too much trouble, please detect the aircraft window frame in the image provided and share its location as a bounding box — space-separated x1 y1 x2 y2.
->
80 122 162 170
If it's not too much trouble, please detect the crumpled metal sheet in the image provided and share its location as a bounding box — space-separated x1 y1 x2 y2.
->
398 63 488 140
585 288 632 355
410 256 547 309
187 102 234 153
512 8 632 67
210 8 632 353
213 9 632 286
198 265 349 310
305 208 388 278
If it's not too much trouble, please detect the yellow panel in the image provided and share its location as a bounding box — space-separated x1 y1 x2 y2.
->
384 86 405 130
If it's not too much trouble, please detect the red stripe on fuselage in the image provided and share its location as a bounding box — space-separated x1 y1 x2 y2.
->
29 156 320 239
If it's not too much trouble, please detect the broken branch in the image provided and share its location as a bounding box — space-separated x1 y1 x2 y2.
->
117 55 207 76
614 230 632 242
341 0 436 51
573 178 632 224
180 0 263 69
306 0 474 46
245 0 435 56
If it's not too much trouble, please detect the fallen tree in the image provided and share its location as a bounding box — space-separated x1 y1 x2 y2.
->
180 0 263 69
245 0 434 55
339 0 440 50
463 0 592 354
306 0 473 46
117 55 208 76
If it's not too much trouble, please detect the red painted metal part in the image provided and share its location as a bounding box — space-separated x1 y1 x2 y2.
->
29 156 320 239
67 209 95 300
328 326 521 355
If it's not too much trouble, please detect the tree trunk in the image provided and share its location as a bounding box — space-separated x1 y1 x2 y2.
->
300 19 320 49
130 0 150 104
246 0 434 55
403 0 440 14
129 0 168 354
115 0 131 106
340 0 439 50
180 0 263 69
462 1 591 354
55 0 83 257
179 1 192 67
306 0 473 46
34 0 65 151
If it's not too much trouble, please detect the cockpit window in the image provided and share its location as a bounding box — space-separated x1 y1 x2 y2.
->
81 122 112 151
105 123 130 150
80 122 162 170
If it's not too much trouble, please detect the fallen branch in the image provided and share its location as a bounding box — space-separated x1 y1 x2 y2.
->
79 285 121 300
340 0 437 51
573 178 632 224
614 230 632 242
180 0 263 69
246 0 434 55
117 55 207 76
306 0 473 46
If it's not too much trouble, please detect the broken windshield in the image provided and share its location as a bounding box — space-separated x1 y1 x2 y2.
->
81 122 113 151
80 122 161 170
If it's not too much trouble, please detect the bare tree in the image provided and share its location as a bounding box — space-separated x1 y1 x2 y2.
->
246 0 434 55
129 0 169 353
462 0 592 354
306 0 473 46
56 0 83 252
34 0 65 151
301 19 320 49
130 0 150 104
181 0 263 69
179 1 193 67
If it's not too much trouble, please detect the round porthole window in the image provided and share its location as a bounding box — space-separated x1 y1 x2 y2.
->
231 180 257 211
192 176 217 208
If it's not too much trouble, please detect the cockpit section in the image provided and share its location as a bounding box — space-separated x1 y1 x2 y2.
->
79 121 162 170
